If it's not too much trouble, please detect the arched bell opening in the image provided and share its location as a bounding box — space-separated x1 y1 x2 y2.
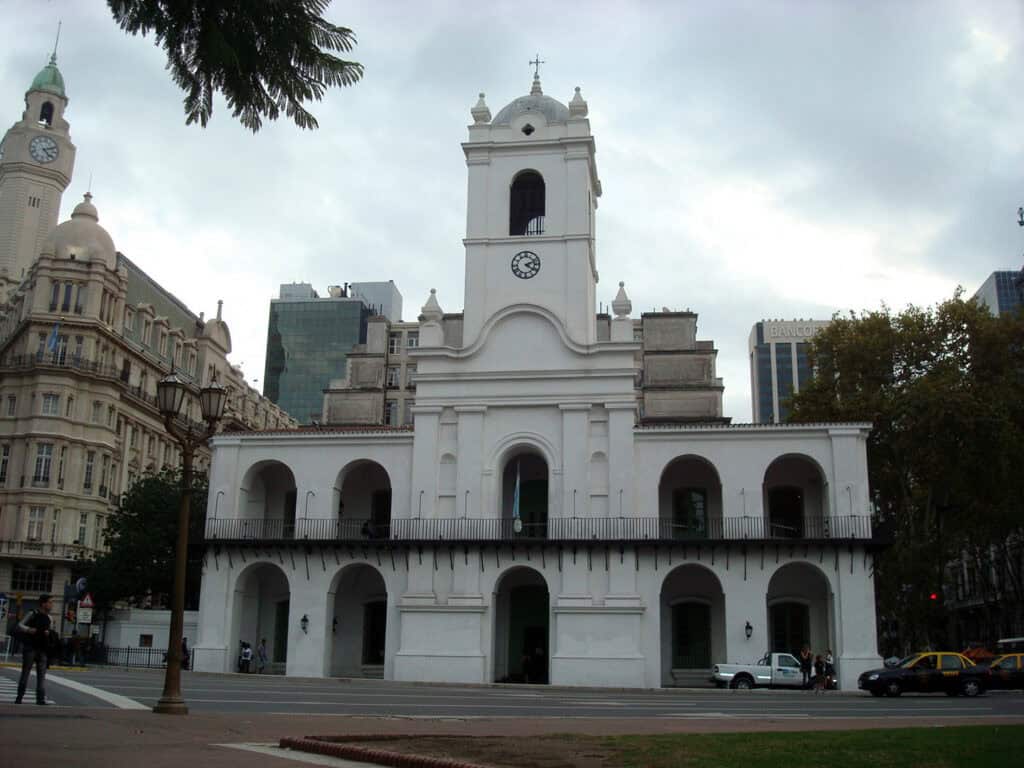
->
509 170 545 236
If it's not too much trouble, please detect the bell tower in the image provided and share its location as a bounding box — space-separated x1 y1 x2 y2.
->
0 48 77 302
461 70 601 347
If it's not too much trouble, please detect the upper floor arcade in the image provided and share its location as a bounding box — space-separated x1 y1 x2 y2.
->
202 422 875 546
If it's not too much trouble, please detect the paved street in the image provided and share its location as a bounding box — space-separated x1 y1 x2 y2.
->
3 666 1024 719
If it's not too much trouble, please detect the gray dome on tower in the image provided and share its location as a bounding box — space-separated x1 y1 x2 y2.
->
491 74 570 125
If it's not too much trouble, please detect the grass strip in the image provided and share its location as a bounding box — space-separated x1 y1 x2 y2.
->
605 725 1024 768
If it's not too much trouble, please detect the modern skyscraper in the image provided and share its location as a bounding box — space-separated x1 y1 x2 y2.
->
972 270 1022 317
748 319 830 423
264 283 393 423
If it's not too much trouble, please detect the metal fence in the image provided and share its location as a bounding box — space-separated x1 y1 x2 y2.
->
88 645 195 669
205 515 873 543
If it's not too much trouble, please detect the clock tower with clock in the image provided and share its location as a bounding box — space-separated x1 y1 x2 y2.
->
461 73 601 347
0 52 76 303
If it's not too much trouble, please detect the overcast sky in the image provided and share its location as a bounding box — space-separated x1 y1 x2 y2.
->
3 1 1021 420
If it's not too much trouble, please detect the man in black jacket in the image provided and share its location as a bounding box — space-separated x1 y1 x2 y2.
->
16 594 54 705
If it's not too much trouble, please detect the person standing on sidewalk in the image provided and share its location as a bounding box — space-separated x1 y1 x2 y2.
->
15 594 54 705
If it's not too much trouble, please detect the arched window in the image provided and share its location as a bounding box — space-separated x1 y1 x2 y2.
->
39 102 54 127
509 171 545 236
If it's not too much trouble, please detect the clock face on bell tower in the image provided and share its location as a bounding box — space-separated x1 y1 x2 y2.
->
0 53 76 295
511 251 541 279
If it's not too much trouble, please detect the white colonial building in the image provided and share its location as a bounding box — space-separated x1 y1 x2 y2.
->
194 73 882 690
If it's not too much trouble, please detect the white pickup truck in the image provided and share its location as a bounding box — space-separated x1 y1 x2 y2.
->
711 652 805 689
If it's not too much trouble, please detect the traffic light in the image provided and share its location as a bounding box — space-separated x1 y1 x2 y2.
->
929 592 938 601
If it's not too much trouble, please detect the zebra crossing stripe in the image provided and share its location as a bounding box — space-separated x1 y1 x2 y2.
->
0 675 54 703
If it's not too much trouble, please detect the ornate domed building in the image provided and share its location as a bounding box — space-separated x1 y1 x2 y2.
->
0 57 295 632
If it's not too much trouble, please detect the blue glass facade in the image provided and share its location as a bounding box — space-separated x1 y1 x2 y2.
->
775 342 793 422
973 271 1022 316
796 342 812 389
756 340 774 423
264 299 369 423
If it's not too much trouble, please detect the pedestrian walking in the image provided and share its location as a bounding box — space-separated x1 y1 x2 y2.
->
15 594 54 705
240 641 253 673
798 645 813 690
825 649 835 690
256 638 268 674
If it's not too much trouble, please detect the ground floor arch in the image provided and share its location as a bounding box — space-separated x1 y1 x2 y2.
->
659 564 726 686
767 562 834 658
492 567 550 683
326 563 388 677
230 561 290 673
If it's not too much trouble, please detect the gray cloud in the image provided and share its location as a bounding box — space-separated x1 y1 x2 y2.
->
3 0 1020 420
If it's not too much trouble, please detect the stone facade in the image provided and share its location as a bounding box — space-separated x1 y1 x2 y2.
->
0 58 294 633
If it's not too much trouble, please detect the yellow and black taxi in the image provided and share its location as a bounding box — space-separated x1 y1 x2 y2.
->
959 653 1024 697
858 652 976 697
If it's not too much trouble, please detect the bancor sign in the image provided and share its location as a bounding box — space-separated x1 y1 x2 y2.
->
764 321 830 340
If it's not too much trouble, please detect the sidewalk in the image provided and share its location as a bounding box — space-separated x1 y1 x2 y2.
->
4 706 1023 768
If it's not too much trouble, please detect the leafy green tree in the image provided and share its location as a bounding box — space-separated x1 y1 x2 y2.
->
108 0 363 131
81 468 208 614
788 294 1024 652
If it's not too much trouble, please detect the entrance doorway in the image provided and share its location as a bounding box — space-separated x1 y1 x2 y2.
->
672 602 712 668
328 564 388 677
770 602 810 655
493 567 549 683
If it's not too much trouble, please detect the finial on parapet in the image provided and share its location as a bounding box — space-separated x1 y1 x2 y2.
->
421 288 443 322
569 86 588 117
471 93 491 124
612 281 632 318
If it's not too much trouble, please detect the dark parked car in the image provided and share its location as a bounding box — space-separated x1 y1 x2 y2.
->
960 653 1024 697
858 652 975 697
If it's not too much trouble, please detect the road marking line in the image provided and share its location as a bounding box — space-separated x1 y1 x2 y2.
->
218 742 374 766
45 672 148 709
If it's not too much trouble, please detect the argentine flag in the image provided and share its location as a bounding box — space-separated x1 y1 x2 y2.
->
512 459 522 533
46 321 61 353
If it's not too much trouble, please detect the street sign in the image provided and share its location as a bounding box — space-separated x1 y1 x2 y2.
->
77 607 93 624
79 593 94 609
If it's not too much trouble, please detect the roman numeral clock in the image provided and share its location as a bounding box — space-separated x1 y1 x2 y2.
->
511 250 540 279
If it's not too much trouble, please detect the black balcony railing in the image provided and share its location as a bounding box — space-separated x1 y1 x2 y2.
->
204 515 873 543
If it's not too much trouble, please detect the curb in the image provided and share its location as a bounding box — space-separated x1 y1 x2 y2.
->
0 662 87 672
279 736 488 768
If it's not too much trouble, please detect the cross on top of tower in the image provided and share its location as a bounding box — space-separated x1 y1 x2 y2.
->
529 54 545 78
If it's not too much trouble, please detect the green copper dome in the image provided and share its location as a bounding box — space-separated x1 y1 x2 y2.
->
29 54 66 98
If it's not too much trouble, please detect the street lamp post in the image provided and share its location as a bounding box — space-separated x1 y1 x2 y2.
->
152 372 227 715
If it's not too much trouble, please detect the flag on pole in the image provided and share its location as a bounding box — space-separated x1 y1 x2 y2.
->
46 321 61 353
512 459 522 532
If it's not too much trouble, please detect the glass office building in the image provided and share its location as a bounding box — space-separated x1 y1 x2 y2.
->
748 320 830 423
264 284 380 423
972 271 1022 317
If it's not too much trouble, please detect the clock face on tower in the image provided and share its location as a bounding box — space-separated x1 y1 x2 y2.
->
29 135 59 164
511 250 541 279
